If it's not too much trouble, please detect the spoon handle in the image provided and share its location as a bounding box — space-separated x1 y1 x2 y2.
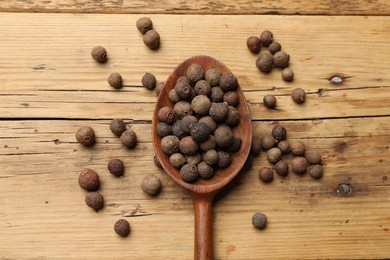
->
193 194 214 260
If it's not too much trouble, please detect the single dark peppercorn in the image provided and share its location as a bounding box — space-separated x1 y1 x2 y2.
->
187 64 204 83
174 101 193 119
219 73 238 92
209 102 228 122
225 106 240 126
246 36 261 54
277 140 290 154
180 163 199 182
79 168 100 191
157 122 172 137
250 138 262 156
274 160 289 176
223 91 239 107
269 41 281 55
155 82 165 96
336 183 352 196
199 116 217 133
110 119 126 137
260 30 274 47
271 125 287 141
108 159 124 177
252 212 267 230
141 174 161 196
179 136 199 155
142 73 157 90
185 153 202 165
114 219 130 237
306 151 322 165
170 153 186 169
136 17 153 34
290 140 305 156
262 135 276 150
169 88 181 103
291 88 306 104
194 80 211 96
227 136 242 153
171 120 187 139
76 126 95 146
267 148 282 164
281 68 294 82
108 73 123 89
175 76 192 100
259 167 273 183
263 95 277 109
200 135 216 151
198 161 214 179
308 164 323 179
120 129 137 148
291 157 308 174
273 51 290 68
181 115 198 134
256 52 274 73
204 68 221 87
214 125 233 148
217 151 232 168
161 135 180 155
191 95 211 116
158 106 176 124
191 122 211 143
202 150 219 166
153 154 162 169
209 87 225 102
143 29 160 50
91 46 107 63
85 192 104 211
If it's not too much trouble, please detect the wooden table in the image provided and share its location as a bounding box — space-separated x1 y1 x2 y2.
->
0 1 389 259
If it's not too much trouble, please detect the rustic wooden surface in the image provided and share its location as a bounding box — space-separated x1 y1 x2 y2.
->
0 1 390 259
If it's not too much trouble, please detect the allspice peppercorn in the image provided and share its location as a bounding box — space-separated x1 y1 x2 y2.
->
153 154 162 169
274 160 288 176
281 68 294 82
214 125 233 148
277 140 290 154
85 192 104 211
191 95 211 116
198 161 214 179
141 174 161 196
262 135 276 150
185 153 202 165
181 115 198 134
175 76 192 100
120 129 137 148
155 82 165 96
108 73 123 89
252 212 267 230
308 164 323 179
110 119 126 137
169 89 181 103
225 106 240 127
187 64 204 83
258 167 274 183
157 122 172 137
179 136 199 155
269 41 281 55
291 88 306 104
305 151 322 165
246 36 261 54
79 168 100 191
223 91 239 107
263 95 277 109
271 125 287 141
199 116 217 133
170 153 186 169
217 151 232 168
91 46 107 63
136 17 153 34
190 122 211 143
202 150 219 166
260 30 274 47
174 101 193 119
250 138 262 156
171 120 187 139
267 148 282 164
194 80 211 96
114 219 130 237
209 87 224 102
227 136 242 153
143 29 160 50
108 159 124 177
161 135 180 155
76 126 95 146
205 68 221 86
256 52 274 73
291 157 308 174
142 73 157 90
158 106 176 124
209 102 228 122
180 163 199 182
219 73 238 92
273 51 290 68
290 140 305 156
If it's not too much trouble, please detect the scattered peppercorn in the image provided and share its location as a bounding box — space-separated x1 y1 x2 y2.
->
271 125 287 141
155 82 165 96
223 91 239 107
274 160 289 176
76 126 95 146
305 151 322 165
252 212 267 229
291 157 308 174
194 80 211 96
198 161 214 179
108 159 124 177
174 101 193 119
205 68 221 86
179 136 199 155
187 64 204 83
268 41 281 55
120 129 137 148
170 153 186 169
250 138 262 156
291 88 306 104
273 51 290 68
85 192 104 211
290 140 305 156
158 107 176 124
308 164 323 179
260 30 273 47
91 46 107 63
267 148 282 164
281 68 294 82
141 174 161 196
191 95 211 116
219 74 238 92
259 167 273 183
143 30 160 50
136 17 153 34
336 183 352 196
110 119 126 137
209 87 224 102
142 73 157 90
79 168 100 191
114 219 130 237
157 122 172 137
277 140 290 154
108 73 123 89
180 163 199 182
209 102 228 122
214 125 233 148
256 52 274 73
263 95 277 109
217 151 232 168
161 135 180 155
246 36 261 54
262 135 276 150
202 150 219 166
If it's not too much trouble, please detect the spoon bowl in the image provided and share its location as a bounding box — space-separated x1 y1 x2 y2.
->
152 55 252 259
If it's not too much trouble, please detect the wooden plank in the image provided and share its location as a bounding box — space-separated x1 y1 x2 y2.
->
0 118 389 259
0 0 389 15
0 13 389 120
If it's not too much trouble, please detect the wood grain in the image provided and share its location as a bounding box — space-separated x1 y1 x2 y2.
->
0 0 389 15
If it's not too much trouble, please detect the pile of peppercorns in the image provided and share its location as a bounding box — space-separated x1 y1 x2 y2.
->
156 64 242 183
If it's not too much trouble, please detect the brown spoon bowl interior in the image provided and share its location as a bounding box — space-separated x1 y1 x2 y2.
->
152 55 252 195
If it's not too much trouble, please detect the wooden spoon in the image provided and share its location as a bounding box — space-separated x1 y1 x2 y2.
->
152 55 252 260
